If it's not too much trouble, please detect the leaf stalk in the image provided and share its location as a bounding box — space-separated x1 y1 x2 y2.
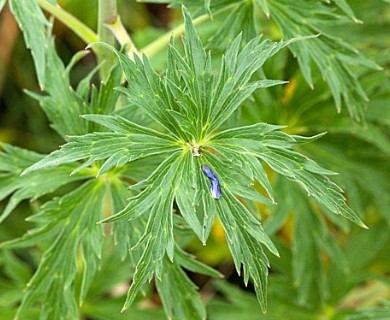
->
37 0 97 44
97 0 118 81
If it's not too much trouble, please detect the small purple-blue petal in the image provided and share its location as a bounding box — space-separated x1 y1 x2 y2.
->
201 164 215 180
210 178 222 199
201 164 222 200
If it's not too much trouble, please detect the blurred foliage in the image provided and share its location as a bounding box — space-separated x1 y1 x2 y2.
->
0 0 390 319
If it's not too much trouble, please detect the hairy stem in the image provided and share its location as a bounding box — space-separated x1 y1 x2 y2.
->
37 0 97 44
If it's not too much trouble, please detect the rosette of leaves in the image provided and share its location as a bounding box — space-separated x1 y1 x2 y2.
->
17 6 366 319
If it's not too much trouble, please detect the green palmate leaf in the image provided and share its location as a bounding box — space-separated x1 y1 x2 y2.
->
21 6 367 315
1 180 107 320
9 0 49 88
0 144 90 223
101 149 276 313
101 149 277 312
104 159 222 318
106 155 218 317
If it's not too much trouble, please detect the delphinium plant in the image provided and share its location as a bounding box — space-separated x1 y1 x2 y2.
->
0 1 389 319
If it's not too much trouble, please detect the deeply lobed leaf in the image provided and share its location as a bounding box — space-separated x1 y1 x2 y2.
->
0 144 91 223
1 180 107 320
16 6 368 316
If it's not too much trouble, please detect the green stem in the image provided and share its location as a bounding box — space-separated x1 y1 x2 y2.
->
37 0 97 44
142 14 210 57
141 4 236 57
105 16 139 60
97 0 118 81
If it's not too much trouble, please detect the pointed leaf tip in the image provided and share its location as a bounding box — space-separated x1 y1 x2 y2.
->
360 221 369 230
